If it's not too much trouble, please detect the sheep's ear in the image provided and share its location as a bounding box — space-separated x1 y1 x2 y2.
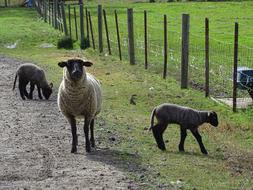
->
58 61 67 68
82 61 93 67
49 83 53 88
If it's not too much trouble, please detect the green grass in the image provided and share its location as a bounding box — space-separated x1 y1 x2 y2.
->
0 6 253 190
64 1 253 98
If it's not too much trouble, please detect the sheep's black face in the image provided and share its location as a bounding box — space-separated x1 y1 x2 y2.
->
58 59 93 82
209 111 218 127
42 83 53 100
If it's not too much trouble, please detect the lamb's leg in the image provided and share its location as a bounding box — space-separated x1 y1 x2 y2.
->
37 85 43 99
84 118 91 152
18 81 25 100
152 123 167 151
178 126 187 152
18 82 25 100
190 129 208 155
28 83 35 99
90 119 95 148
68 116 78 153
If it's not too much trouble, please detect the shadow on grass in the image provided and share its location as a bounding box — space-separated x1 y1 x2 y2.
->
86 147 143 173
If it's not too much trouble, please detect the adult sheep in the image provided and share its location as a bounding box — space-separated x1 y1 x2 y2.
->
149 103 218 154
13 63 53 100
57 58 102 153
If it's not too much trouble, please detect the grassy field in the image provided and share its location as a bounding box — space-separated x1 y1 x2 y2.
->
61 1 253 98
0 5 253 190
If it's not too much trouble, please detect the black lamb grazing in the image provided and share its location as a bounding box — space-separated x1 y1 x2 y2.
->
13 63 53 100
149 103 218 154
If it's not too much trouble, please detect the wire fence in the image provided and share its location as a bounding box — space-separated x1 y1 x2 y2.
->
33 1 253 111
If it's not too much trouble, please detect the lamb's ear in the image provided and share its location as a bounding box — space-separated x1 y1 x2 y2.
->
49 83 53 88
58 61 67 68
82 61 93 67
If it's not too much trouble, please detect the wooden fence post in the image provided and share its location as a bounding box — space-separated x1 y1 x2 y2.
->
85 7 90 47
115 10 122 60
144 10 148 69
61 3 68 36
68 5 72 38
74 7 78 40
58 2 63 32
163 14 168 79
48 0 51 25
88 11 95 49
233 22 239 112
98 5 103 53
80 4 85 49
50 2 53 26
127 8 135 65
181 14 190 89
103 9 111 55
43 0 47 22
5 0 7 7
53 0 58 29
205 18 209 97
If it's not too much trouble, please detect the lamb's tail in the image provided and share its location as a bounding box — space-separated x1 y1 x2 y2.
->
149 107 156 131
12 73 17 91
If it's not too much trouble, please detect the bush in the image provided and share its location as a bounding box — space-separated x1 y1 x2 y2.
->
57 36 73 49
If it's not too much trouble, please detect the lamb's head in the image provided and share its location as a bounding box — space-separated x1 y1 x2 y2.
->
58 59 93 82
208 111 218 127
42 83 53 100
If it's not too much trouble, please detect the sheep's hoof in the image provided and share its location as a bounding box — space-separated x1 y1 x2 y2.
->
158 144 166 151
85 145 91 153
71 147 77 153
201 149 208 155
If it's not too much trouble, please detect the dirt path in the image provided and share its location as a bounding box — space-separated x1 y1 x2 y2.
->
0 57 137 190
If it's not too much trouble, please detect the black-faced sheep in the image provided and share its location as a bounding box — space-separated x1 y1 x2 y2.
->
13 63 53 100
57 58 102 153
149 103 218 154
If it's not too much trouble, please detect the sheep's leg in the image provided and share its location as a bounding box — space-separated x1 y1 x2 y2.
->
178 127 187 152
84 118 91 152
28 83 35 99
190 129 208 155
152 123 167 151
18 78 26 100
68 116 78 153
37 85 43 99
18 83 25 100
90 119 95 148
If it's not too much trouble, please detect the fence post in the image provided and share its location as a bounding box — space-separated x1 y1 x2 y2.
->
144 10 148 69
181 14 190 89
68 5 72 38
163 14 168 79
43 0 47 22
85 7 90 47
98 5 103 53
88 11 95 49
80 4 85 49
58 2 63 32
50 2 53 26
233 22 239 112
103 9 111 55
115 10 122 60
53 0 58 29
127 8 135 65
205 18 209 97
61 3 68 36
74 7 78 40
5 0 7 7
48 0 51 25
